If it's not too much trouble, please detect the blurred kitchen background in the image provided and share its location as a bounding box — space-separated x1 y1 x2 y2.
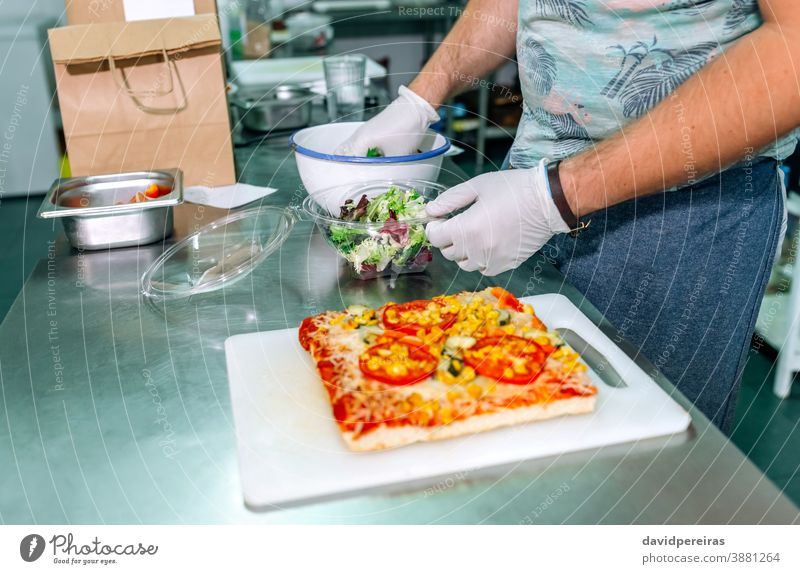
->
0 0 797 504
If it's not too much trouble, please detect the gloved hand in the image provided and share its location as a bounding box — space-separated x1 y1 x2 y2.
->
334 86 439 157
425 159 570 276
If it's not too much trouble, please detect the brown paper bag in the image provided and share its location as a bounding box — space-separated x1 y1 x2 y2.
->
49 14 235 187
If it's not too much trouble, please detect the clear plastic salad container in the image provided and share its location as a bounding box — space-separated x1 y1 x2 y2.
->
301 179 447 280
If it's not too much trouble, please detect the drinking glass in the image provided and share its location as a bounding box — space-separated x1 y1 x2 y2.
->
323 55 366 122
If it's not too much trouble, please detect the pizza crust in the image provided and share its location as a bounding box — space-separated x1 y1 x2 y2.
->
341 395 597 452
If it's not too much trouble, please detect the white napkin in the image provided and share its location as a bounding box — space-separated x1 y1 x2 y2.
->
184 183 277 209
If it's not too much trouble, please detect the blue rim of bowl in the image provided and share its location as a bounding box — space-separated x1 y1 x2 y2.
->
289 128 451 163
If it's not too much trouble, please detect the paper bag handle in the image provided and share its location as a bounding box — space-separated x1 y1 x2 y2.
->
109 47 175 98
109 48 188 114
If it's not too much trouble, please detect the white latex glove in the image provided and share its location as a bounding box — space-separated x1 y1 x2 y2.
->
335 86 439 157
425 159 570 276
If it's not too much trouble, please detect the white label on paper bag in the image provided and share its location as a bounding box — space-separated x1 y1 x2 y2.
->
123 0 196 22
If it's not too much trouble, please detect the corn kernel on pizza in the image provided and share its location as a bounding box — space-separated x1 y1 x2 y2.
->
299 287 597 451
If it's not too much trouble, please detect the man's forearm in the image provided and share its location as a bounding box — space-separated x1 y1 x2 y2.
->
409 0 518 108
560 0 800 218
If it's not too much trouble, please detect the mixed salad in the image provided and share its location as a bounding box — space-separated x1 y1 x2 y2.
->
327 186 433 277
364 147 421 158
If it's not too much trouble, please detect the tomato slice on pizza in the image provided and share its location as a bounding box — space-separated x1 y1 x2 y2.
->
491 287 524 312
359 340 438 386
462 335 552 385
382 299 458 335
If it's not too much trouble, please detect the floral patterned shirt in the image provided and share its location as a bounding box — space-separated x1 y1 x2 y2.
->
510 0 797 168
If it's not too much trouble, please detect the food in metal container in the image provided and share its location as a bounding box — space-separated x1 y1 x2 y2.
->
37 170 183 251
128 183 173 203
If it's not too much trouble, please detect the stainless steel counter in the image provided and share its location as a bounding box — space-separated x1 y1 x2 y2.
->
0 145 797 524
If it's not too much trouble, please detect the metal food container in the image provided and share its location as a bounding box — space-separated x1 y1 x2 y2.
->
37 170 183 250
230 84 313 132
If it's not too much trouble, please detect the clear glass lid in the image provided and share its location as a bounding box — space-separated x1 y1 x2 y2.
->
141 206 294 302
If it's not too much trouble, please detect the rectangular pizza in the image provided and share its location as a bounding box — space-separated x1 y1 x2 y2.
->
298 287 597 451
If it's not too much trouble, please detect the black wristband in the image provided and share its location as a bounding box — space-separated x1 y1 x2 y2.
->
546 161 579 229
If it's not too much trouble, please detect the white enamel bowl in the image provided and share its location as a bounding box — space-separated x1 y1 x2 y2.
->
290 122 450 213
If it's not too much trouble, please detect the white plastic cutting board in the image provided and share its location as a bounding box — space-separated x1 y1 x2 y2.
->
225 294 691 510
